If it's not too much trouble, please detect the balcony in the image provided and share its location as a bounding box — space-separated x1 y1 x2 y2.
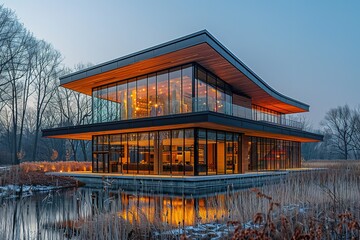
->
192 104 302 130
93 99 303 130
230 104 303 130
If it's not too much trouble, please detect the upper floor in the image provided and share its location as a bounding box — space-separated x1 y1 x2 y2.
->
92 63 302 129
59 30 309 130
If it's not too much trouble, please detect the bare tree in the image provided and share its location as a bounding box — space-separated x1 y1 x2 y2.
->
53 63 92 161
0 6 26 95
0 5 93 164
1 28 35 164
16 37 37 162
321 105 355 160
30 40 62 162
351 107 360 159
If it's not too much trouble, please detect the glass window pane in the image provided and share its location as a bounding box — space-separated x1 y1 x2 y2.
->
117 81 127 120
169 68 181 114
92 88 100 123
207 74 216 112
226 132 234 174
234 134 240 174
109 134 122 173
92 153 97 172
127 133 138 173
207 130 216 175
184 129 194 175
182 66 193 113
127 79 136 119
96 87 108 122
108 84 119 121
159 131 171 174
138 132 150 174
171 130 184 175
216 79 225 114
225 93 232 115
149 132 157 174
148 74 157 117
121 134 128 173
264 139 272 170
198 129 207 175
136 76 148 118
157 71 169 116
196 68 207 112
249 137 257 171
92 136 98 171
97 154 104 172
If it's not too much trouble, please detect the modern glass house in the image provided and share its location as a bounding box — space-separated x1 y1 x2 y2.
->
42 30 322 176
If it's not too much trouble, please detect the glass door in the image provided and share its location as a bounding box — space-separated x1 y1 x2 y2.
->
96 153 109 173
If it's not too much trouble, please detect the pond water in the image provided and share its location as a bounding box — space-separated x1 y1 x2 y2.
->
0 186 244 239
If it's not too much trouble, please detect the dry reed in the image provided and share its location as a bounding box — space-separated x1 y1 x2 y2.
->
0 160 359 239
20 161 92 173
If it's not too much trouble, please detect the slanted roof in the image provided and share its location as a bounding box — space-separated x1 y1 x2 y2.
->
60 30 309 114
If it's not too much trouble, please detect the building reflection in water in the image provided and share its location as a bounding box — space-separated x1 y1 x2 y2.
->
91 189 233 227
0 187 240 239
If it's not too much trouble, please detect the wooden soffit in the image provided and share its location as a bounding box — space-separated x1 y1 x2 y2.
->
42 122 320 143
42 112 322 142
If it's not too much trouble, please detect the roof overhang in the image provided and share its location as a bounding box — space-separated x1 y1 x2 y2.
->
60 30 309 114
42 112 323 143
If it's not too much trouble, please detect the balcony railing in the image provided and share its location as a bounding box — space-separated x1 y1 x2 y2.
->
230 104 303 129
93 98 304 130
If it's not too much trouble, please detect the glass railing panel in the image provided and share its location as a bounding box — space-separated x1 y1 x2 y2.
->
230 104 303 130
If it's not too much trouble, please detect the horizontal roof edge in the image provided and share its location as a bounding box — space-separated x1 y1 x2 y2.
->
60 29 309 112
60 30 209 83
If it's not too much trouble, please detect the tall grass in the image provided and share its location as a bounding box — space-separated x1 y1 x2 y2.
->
0 161 359 239
20 161 92 173
0 164 83 187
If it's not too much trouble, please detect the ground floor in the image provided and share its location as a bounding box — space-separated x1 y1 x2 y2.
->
92 128 301 176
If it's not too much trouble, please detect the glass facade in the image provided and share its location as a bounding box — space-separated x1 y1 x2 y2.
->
91 63 304 129
194 65 232 114
92 129 301 175
90 63 303 176
248 136 301 171
197 129 241 175
92 63 234 123
92 64 194 123
93 129 195 175
92 128 242 176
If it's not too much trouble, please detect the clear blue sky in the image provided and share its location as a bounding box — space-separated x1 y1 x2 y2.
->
2 0 360 128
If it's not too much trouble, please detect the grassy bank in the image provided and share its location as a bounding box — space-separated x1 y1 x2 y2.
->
0 161 89 191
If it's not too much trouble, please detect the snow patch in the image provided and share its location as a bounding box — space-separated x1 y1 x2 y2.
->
0 184 62 199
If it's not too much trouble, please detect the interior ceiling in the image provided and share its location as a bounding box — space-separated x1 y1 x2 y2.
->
43 122 320 143
61 43 306 114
